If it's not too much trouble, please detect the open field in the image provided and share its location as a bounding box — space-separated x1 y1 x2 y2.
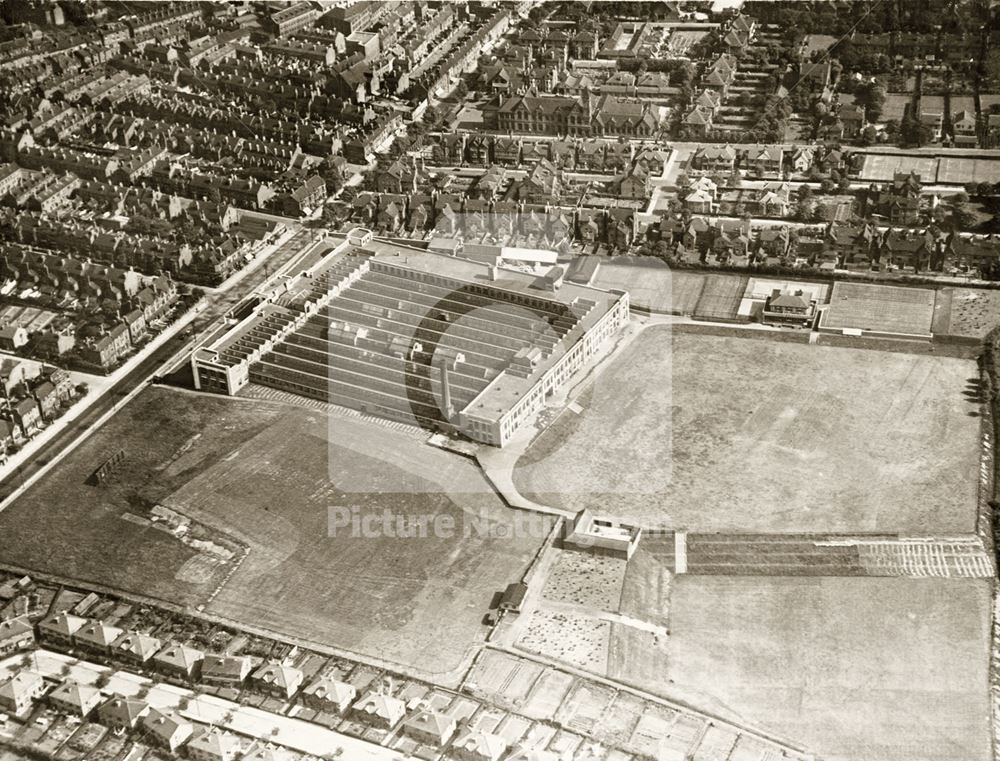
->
663 576 992 761
514 328 981 533
0 386 546 676
0 388 277 602
177 405 548 675
590 259 705 314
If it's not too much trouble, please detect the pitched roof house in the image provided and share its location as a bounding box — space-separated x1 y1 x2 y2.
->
251 661 304 699
186 727 243 761
111 631 162 664
38 610 86 646
0 615 35 656
352 691 406 729
302 676 357 713
74 620 124 654
151 642 204 680
401 709 457 747
451 727 509 761
48 680 101 717
0 671 46 716
201 653 253 685
98 695 150 730
142 707 194 752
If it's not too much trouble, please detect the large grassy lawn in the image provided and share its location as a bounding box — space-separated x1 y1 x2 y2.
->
514 327 981 534
660 576 993 761
170 407 547 677
0 387 546 678
0 388 280 602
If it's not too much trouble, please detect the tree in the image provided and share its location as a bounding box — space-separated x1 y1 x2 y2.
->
900 113 932 147
983 212 1000 234
949 194 977 230
859 125 878 146
820 178 836 194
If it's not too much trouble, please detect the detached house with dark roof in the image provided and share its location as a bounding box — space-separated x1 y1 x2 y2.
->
201 653 253 687
762 289 817 327
142 707 194 752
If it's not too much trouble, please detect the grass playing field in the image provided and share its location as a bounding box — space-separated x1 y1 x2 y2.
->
513 327 982 534
0 387 547 678
661 576 992 761
589 259 706 315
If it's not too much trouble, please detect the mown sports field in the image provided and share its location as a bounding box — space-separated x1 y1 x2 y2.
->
513 326 982 534
659 576 992 761
0 386 547 678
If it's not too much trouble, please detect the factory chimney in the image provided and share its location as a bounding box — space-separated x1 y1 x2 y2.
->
438 357 454 421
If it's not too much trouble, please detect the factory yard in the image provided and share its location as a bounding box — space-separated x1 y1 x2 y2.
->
0 386 546 678
514 327 981 534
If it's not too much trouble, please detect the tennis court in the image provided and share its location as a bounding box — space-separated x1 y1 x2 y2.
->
819 282 936 337
692 274 749 322
590 258 706 314
858 154 938 182
937 157 1000 185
